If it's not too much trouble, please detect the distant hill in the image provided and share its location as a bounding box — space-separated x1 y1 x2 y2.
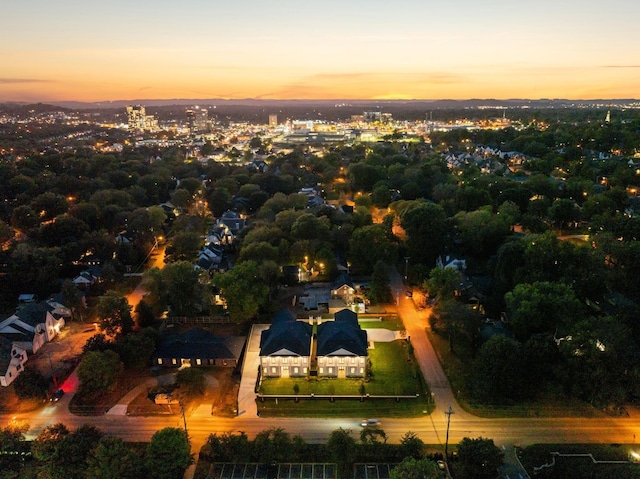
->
6 98 637 111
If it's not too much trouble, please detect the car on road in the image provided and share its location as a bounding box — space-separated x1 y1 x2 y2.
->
360 418 381 427
50 388 65 402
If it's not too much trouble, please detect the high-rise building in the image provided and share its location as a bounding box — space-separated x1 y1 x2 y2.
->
269 114 278 126
186 107 208 133
126 105 157 132
363 111 382 123
126 105 146 130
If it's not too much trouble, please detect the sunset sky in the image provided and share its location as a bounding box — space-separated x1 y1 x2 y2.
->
2 0 639 102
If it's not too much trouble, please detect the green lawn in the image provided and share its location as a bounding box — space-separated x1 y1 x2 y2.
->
258 340 433 417
359 319 403 331
256 396 432 418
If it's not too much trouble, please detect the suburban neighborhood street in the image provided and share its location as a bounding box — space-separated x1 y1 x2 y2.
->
3 269 640 479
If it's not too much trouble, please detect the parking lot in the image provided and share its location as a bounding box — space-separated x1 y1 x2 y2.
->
206 463 400 479
206 463 337 479
353 464 394 479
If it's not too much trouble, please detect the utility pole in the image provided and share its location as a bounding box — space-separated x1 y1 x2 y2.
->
444 406 454 462
180 403 188 436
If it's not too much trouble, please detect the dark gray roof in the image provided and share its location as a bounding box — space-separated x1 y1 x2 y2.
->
0 337 14 372
260 310 312 357
316 311 367 357
196 256 213 270
334 308 358 324
13 302 49 327
332 274 354 290
154 328 245 361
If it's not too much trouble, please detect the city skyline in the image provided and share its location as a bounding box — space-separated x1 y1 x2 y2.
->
2 0 639 103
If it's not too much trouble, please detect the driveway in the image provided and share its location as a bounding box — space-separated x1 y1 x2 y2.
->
237 324 269 417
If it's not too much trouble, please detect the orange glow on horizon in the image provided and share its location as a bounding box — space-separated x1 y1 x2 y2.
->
2 1 639 103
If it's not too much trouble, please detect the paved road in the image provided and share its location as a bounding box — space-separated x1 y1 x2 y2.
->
5 267 640 477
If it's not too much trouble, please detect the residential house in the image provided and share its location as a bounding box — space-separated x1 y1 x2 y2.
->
298 285 331 311
331 274 356 303
247 160 268 173
18 294 36 304
154 328 245 368
115 231 135 245
72 265 102 289
159 202 179 219
216 210 247 236
195 244 224 272
316 309 368 378
259 310 312 378
0 338 27 387
436 255 467 271
299 187 325 208
207 224 234 246
0 301 67 353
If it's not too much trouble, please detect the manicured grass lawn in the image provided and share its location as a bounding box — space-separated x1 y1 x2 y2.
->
359 318 403 330
257 396 432 418
258 340 433 417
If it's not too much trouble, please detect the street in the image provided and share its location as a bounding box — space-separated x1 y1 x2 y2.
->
3 266 640 478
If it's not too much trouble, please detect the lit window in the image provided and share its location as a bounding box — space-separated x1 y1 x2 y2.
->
294 367 299 374
196 359 201 365
158 358 163 365
303 368 308 373
359 368 364 374
319 368 324 374
172 358 177 365
340 357 345 364
263 367 267 373
271 367 277 374
282 357 288 364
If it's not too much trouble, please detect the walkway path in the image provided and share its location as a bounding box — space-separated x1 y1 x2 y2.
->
237 324 269 417
107 373 177 415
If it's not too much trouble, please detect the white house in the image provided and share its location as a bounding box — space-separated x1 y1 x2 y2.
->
0 302 67 354
316 309 368 378
0 338 27 387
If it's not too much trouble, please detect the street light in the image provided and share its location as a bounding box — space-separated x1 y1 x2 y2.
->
404 257 410 281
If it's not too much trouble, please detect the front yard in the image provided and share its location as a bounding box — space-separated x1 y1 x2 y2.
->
257 340 433 417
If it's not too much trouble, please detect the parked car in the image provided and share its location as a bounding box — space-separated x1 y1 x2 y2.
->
50 388 65 402
360 418 381 427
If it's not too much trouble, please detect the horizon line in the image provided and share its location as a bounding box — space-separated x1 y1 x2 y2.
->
2 97 639 106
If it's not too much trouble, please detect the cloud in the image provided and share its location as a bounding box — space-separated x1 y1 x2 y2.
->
0 78 53 84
